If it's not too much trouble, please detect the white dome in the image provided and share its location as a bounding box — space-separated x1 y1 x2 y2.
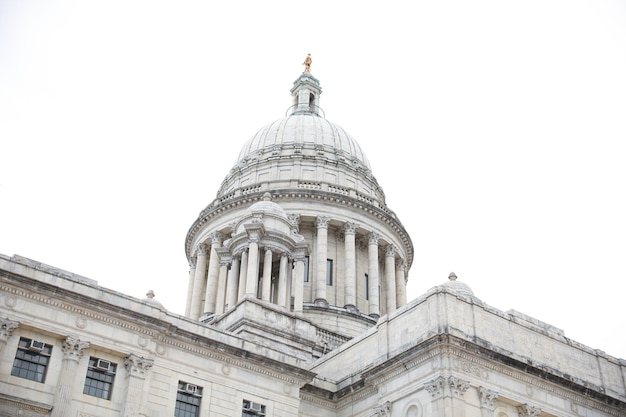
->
236 114 371 172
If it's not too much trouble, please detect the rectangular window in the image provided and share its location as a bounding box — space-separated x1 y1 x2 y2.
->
83 357 117 400
242 399 266 416
303 256 309 282
175 381 202 417
365 273 369 300
326 259 333 285
11 337 52 383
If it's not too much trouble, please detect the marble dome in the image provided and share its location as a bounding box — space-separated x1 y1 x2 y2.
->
236 114 372 172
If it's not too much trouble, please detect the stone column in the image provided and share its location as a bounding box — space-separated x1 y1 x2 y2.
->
292 254 306 314
261 248 273 302
185 258 196 317
190 244 208 320
51 336 90 417
226 255 240 310
215 259 229 314
238 249 248 301
384 245 397 314
395 260 407 308
277 252 289 308
315 216 330 305
478 386 499 417
246 237 260 296
367 233 381 318
343 222 357 312
203 231 223 315
122 353 154 417
0 318 19 352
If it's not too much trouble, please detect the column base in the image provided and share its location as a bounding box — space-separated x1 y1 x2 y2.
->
313 298 329 308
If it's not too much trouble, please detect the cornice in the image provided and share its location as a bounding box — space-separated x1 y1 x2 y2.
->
300 334 626 416
0 271 316 386
185 190 413 269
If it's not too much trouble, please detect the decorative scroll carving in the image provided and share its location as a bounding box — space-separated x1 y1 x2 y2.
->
316 216 330 229
373 401 391 417
196 243 208 256
368 232 381 245
344 221 357 235
61 336 90 360
479 386 499 409
124 353 154 377
0 318 19 343
448 376 470 397
385 244 396 258
424 376 445 397
288 213 301 232
209 231 223 244
518 404 541 417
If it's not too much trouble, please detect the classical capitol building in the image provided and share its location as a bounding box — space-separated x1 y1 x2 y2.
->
1 61 625 417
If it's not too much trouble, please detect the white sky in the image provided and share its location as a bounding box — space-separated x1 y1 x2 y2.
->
1 1 625 360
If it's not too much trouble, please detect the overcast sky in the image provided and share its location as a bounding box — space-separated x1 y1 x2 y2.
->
1 1 625 359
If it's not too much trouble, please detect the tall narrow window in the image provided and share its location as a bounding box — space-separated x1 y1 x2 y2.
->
83 357 117 400
326 259 333 285
303 256 310 282
365 273 369 300
11 337 52 383
175 381 202 417
242 399 266 416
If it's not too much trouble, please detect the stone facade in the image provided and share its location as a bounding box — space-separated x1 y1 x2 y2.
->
0 72 625 417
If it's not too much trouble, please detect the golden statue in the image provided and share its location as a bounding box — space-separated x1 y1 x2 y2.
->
303 53 312 73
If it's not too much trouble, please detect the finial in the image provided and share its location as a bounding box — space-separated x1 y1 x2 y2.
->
146 290 155 299
302 53 312 73
448 272 457 281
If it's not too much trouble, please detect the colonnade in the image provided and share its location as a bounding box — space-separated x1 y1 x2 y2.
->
186 217 408 320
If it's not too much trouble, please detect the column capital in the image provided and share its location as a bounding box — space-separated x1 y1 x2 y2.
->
396 259 407 272
385 244 397 258
62 336 90 361
196 243 208 256
0 318 19 344
344 221 357 235
518 404 541 417
316 215 330 229
368 232 381 245
424 376 445 397
373 401 391 417
448 376 470 398
208 231 223 245
124 353 154 377
478 386 499 410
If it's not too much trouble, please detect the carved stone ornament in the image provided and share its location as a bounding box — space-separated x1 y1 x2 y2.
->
316 215 330 229
448 376 470 397
344 221 357 235
478 386 499 409
196 243 208 257
385 244 396 257
124 353 154 376
373 401 391 417
0 318 19 345
62 336 90 360
368 232 381 246
424 376 445 397
518 404 541 417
